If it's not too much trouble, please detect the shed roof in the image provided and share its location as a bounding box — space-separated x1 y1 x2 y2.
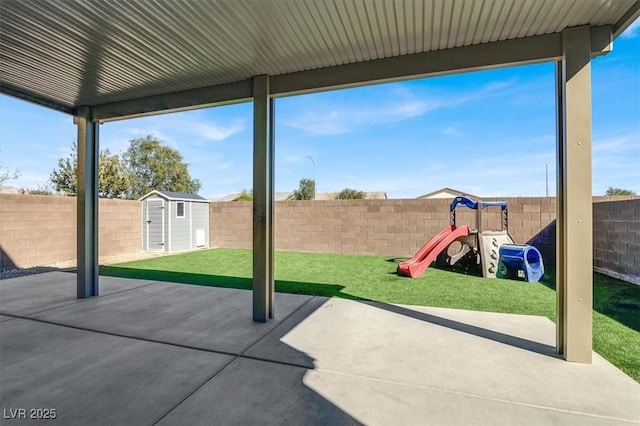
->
140 190 208 202
1 1 637 120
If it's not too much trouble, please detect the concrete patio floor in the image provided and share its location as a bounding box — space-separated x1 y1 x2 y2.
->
1 272 638 425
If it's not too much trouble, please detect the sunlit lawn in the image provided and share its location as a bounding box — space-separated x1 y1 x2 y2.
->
101 248 640 382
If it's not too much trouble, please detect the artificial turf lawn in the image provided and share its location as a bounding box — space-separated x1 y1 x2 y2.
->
101 248 640 382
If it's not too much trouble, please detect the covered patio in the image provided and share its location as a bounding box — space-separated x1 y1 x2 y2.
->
1 0 639 423
1 271 639 424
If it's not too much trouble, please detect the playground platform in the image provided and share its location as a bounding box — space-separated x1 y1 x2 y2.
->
1 271 638 425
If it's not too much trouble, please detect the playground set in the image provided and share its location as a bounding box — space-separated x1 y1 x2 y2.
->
397 196 544 282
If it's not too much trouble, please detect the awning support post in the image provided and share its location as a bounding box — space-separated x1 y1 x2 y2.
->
252 76 275 322
75 106 99 298
555 26 593 363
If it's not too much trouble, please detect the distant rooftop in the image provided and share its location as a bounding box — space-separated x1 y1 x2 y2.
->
0 186 20 195
417 188 478 200
217 191 388 202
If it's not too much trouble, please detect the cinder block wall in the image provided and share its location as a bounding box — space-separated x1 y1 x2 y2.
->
0 194 141 269
210 197 559 260
1 195 76 269
98 198 142 257
2 194 636 279
209 202 253 249
593 199 640 284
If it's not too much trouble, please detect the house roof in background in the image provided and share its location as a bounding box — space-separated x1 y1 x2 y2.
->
417 188 479 199
0 186 20 195
140 190 208 202
217 192 388 201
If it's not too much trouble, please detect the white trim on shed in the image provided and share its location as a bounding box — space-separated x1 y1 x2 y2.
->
140 191 209 253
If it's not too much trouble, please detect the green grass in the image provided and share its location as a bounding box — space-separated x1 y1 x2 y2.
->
101 248 640 382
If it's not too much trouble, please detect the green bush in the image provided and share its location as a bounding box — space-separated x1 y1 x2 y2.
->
337 188 365 199
233 189 253 201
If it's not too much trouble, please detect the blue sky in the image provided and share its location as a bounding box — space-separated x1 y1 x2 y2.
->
1 21 638 200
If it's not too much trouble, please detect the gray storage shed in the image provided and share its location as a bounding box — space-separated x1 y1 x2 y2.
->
140 190 210 253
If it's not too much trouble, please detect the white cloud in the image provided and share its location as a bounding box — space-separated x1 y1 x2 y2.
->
454 79 515 104
442 127 464 136
282 79 514 136
424 152 555 198
620 18 640 39
390 100 432 118
277 152 304 163
101 136 132 154
592 131 640 194
110 112 245 150
528 135 554 144
593 133 639 153
190 120 244 141
38 144 74 160
317 164 451 197
282 99 439 136
8 171 51 189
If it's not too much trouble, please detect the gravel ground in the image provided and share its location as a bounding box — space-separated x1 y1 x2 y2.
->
0 252 169 280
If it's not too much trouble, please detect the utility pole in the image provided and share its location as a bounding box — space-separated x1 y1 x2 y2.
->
546 163 549 197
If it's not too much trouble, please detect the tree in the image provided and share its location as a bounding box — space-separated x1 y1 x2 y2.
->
336 188 366 199
50 136 200 199
98 150 130 198
50 142 79 195
124 135 201 199
0 160 21 187
605 187 636 196
234 189 253 201
290 178 315 200
50 141 130 198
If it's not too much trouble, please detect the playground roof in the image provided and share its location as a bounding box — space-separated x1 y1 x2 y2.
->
1 0 638 121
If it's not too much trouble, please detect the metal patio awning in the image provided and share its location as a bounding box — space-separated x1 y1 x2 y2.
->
1 0 638 120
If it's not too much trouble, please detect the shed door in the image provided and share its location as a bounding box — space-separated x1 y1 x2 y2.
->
146 199 165 251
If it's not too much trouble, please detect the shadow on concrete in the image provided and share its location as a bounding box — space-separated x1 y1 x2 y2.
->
2 272 637 423
157 354 365 425
0 298 362 426
154 321 364 426
100 266 558 358
363 300 559 358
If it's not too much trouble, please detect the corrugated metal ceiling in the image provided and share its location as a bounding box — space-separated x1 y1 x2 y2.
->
0 0 637 112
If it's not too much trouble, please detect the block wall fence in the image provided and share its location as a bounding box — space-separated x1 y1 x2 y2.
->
593 199 640 284
1 195 141 269
211 197 559 258
1 194 637 284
